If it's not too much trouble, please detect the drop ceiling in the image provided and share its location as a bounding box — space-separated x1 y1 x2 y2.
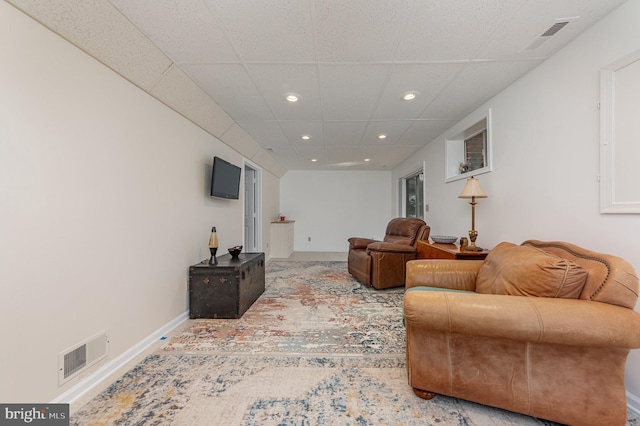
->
7 0 626 173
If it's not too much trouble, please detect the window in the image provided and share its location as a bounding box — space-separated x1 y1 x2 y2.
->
463 129 487 172
445 109 492 182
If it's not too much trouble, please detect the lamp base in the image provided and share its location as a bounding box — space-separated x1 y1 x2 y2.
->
209 247 218 265
462 245 483 252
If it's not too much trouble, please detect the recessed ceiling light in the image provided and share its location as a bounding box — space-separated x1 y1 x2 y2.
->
402 91 420 101
311 158 317 162
364 158 371 162
284 93 300 102
377 134 387 140
301 135 311 140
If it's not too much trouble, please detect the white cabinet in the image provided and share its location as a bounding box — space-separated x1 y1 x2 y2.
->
270 221 294 258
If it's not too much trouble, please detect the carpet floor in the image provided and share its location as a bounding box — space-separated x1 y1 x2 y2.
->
71 261 640 425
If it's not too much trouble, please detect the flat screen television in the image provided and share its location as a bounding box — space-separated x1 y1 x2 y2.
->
210 156 241 199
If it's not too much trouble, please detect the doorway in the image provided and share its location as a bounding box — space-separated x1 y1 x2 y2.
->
401 168 424 219
243 162 261 252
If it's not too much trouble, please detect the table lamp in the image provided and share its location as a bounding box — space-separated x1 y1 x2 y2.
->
458 176 487 251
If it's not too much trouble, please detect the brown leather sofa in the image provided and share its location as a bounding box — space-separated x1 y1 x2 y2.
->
404 240 640 426
348 218 430 289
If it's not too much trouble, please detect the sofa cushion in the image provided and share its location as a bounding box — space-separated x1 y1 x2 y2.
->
476 242 588 299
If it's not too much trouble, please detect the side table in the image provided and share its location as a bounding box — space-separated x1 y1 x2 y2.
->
417 240 490 260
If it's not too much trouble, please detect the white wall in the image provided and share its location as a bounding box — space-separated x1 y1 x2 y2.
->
394 0 640 404
280 170 392 252
0 3 278 402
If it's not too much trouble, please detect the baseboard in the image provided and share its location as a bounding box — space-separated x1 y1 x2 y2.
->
628 391 640 416
51 311 189 405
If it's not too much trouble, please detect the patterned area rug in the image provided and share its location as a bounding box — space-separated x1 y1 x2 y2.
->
71 261 640 425
161 261 405 356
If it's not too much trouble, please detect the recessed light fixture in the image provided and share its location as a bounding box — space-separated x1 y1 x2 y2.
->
311 158 317 162
402 91 420 101
377 134 387 140
364 158 371 162
301 135 311 140
284 92 300 102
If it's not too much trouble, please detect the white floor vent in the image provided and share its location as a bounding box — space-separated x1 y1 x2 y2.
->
58 330 109 385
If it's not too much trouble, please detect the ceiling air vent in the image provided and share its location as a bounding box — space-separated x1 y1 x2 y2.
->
524 21 570 52
541 21 569 37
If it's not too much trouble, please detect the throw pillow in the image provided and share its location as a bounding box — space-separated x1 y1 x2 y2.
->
476 242 588 299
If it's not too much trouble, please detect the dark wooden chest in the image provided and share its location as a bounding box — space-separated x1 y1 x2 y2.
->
188 252 265 319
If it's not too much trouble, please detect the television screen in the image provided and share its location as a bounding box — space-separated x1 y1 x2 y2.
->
210 156 241 199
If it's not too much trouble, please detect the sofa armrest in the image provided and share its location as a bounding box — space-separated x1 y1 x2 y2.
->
348 237 378 250
367 241 416 254
404 291 640 349
406 259 482 291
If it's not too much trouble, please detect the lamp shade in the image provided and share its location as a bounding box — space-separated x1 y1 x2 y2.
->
458 177 488 199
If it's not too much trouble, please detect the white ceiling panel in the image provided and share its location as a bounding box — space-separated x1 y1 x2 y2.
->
280 121 325 146
205 0 315 62
9 0 627 171
326 147 366 165
421 59 544 120
238 121 289 149
395 1 525 61
361 121 414 146
220 123 261 159
247 64 321 121
313 0 415 62
293 146 330 165
371 63 466 120
322 122 368 147
151 64 234 138
111 0 238 63
319 64 391 120
362 146 425 169
183 63 275 121
397 120 459 147
8 0 172 91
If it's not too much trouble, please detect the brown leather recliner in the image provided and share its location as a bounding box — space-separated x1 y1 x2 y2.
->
404 240 640 426
348 218 430 289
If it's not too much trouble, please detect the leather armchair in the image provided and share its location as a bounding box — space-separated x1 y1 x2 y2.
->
403 240 640 426
348 218 430 289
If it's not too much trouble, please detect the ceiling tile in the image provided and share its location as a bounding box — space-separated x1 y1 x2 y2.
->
319 64 391 120
474 0 627 60
151 64 234 138
246 64 321 121
279 121 325 146
397 120 458 146
293 145 330 165
421 60 544 119
360 121 414 146
365 145 425 169
9 0 172 91
273 151 311 171
322 122 368 147
313 0 415 62
371 63 466 120
183 63 275 121
395 1 525 61
221 123 261 159
249 149 287 177
205 0 315 62
238 121 289 149
111 0 238 63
